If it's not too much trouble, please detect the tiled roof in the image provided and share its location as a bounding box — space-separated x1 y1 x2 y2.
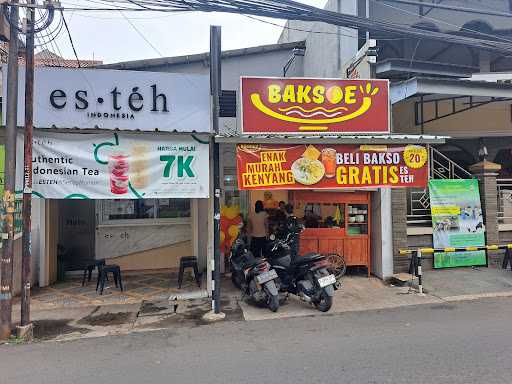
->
0 43 102 68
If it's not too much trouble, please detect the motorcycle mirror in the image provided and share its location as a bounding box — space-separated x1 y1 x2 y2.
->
269 234 276 241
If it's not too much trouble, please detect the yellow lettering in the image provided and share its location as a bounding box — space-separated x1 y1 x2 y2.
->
282 85 296 103
349 167 360 185
388 166 399 184
336 166 347 184
268 85 281 103
373 166 382 184
312 85 325 104
361 167 372 184
345 86 357 104
296 85 312 103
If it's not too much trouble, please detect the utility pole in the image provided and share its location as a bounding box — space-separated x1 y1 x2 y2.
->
210 25 223 317
0 0 19 341
20 0 35 337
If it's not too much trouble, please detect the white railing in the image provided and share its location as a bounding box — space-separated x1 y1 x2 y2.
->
497 179 512 225
407 146 472 226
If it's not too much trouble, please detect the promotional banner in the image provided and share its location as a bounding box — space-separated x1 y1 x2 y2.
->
16 132 210 199
237 144 428 190
429 179 487 268
241 77 389 134
4 66 210 132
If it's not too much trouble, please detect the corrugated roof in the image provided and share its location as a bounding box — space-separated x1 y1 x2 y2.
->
98 41 306 70
215 134 448 144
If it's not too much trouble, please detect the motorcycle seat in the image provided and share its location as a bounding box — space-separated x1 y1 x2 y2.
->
292 253 325 265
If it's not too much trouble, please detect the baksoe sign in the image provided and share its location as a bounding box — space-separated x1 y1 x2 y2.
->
241 77 389 134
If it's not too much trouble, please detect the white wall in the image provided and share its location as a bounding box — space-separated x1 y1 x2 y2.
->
279 0 359 78
142 46 304 135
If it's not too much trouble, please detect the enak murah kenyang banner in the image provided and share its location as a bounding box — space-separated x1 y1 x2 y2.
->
429 179 487 268
16 131 210 199
236 144 428 190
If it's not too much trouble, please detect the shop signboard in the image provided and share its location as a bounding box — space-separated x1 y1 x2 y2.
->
241 77 389 134
3 66 210 132
15 131 210 199
236 144 428 190
429 179 487 268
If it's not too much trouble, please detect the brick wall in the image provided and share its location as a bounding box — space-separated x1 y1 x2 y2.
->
477 173 501 266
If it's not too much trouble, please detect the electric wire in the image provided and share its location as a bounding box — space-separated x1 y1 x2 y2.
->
118 9 164 57
49 0 512 54
370 0 512 47
244 14 410 41
61 9 81 67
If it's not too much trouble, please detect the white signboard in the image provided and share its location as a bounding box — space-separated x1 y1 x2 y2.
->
4 66 210 132
16 131 210 199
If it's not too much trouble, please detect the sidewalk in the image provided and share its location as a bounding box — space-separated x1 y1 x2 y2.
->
8 267 512 342
239 276 442 321
422 266 512 300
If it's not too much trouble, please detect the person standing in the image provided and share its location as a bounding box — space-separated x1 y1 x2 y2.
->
248 200 268 258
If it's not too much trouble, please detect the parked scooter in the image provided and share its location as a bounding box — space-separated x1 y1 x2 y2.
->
265 216 337 312
229 230 280 312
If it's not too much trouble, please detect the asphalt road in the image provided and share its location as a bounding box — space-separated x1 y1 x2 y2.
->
3 298 512 384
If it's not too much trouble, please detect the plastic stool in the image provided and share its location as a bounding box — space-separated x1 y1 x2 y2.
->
178 256 201 289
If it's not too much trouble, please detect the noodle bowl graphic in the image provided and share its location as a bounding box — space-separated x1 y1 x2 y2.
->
249 83 380 130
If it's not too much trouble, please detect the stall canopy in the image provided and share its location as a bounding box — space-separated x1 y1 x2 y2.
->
216 134 447 145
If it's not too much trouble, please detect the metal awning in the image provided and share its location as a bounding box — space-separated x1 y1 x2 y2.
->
377 59 477 80
215 134 447 144
390 77 512 104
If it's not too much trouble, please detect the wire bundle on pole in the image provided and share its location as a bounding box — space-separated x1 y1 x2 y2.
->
52 0 512 55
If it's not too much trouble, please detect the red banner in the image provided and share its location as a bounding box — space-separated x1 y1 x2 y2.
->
241 77 389 134
237 144 428 190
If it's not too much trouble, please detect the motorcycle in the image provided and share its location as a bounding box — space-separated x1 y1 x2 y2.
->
265 217 338 312
229 231 280 312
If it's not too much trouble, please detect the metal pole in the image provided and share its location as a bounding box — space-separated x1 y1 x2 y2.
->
210 25 222 314
21 0 35 328
417 249 423 294
0 0 19 340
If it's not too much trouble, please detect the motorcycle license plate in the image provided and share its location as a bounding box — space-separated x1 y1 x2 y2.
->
256 269 278 284
318 274 336 288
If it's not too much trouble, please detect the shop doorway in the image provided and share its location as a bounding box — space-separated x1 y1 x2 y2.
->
57 200 96 272
244 190 372 276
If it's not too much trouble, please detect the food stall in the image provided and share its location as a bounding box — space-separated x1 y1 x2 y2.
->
217 77 436 278
291 190 371 273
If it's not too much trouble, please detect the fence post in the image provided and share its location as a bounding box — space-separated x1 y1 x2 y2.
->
417 249 423 294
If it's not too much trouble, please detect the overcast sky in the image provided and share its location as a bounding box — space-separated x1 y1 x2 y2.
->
39 0 327 64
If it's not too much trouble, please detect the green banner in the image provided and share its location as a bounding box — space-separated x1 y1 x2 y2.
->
0 144 4 195
429 179 487 268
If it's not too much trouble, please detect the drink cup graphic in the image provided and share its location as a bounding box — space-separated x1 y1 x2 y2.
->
130 144 150 189
109 151 129 195
321 148 337 178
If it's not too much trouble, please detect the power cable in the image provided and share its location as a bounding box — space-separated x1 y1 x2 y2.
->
374 0 512 18
244 14 409 41
370 0 512 47
61 9 81 67
9 0 512 55
118 10 164 57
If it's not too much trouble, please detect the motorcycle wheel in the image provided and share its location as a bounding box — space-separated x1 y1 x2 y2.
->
267 293 279 312
314 290 333 312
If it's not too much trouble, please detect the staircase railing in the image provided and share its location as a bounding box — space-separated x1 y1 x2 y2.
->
407 146 472 226
497 179 512 225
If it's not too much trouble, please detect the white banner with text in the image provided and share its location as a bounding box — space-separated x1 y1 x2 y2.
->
16 131 210 199
4 66 210 132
